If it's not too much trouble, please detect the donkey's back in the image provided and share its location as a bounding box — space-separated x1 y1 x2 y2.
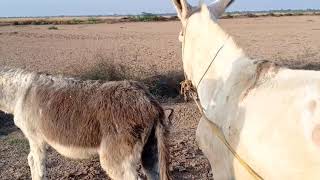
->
23 78 161 149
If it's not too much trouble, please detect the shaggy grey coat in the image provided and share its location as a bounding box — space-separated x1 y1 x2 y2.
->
0 68 170 180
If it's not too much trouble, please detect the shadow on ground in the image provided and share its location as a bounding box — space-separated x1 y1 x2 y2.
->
288 62 320 70
0 112 16 137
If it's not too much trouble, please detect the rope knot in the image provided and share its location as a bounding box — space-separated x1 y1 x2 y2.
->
180 80 198 101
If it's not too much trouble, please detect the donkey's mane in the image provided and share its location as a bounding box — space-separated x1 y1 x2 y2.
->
0 67 127 89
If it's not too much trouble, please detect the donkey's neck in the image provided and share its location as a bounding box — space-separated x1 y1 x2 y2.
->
185 18 245 86
0 68 35 114
194 37 253 111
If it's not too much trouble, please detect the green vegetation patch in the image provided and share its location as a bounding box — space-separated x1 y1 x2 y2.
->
8 138 29 152
9 17 105 26
127 12 169 22
48 26 58 30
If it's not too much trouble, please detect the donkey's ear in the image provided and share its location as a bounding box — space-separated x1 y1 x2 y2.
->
208 0 235 18
171 0 192 24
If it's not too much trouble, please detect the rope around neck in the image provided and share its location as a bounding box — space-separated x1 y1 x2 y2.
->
181 19 229 89
195 36 229 89
180 82 263 180
191 93 263 180
181 19 263 180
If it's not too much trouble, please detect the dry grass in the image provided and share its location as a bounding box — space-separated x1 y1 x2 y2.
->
222 11 320 19
48 26 58 30
80 60 183 101
0 10 318 27
271 47 320 70
8 138 29 151
0 15 177 26
80 61 129 81
0 16 319 180
125 13 176 22
11 18 105 26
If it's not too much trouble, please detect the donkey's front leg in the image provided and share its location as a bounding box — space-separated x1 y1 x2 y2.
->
14 113 47 180
27 139 47 180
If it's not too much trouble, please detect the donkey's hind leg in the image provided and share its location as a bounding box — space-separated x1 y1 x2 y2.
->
27 138 47 180
99 138 142 180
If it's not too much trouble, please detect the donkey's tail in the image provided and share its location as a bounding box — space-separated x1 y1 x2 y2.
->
156 118 170 180
141 109 173 180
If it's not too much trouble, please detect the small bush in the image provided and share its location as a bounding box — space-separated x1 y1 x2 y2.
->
80 61 183 100
268 12 282 17
246 13 259 18
222 13 234 19
88 17 99 24
69 18 83 24
135 15 159 22
81 61 131 81
127 12 168 22
168 16 179 21
48 26 58 30
13 21 20 25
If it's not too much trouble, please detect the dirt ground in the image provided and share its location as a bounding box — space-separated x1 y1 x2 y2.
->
0 16 320 179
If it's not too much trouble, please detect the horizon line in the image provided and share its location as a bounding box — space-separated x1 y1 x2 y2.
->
1 8 320 19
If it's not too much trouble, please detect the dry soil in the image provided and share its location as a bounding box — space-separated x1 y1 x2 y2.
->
0 16 320 179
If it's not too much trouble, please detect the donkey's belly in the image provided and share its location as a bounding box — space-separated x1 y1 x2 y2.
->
47 141 99 159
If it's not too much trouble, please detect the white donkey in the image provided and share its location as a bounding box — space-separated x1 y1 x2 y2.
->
0 67 172 180
172 0 320 179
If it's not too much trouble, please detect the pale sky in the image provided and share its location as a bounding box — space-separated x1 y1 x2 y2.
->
1 0 320 17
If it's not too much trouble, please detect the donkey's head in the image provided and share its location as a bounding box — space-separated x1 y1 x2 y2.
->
171 0 236 83
172 0 234 42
